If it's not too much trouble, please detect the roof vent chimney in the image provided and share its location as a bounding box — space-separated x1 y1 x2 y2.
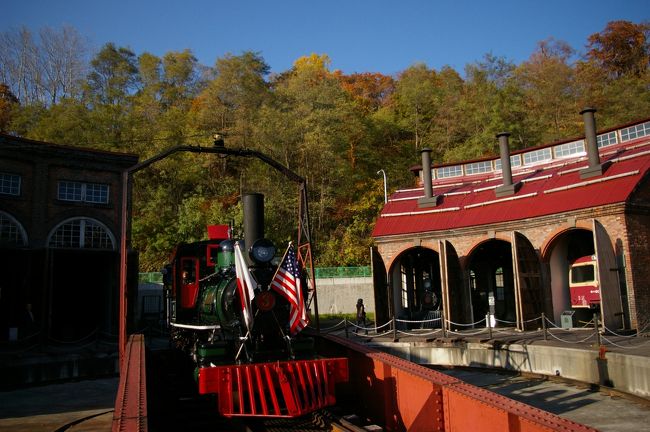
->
579 108 604 179
495 132 519 197
418 148 439 208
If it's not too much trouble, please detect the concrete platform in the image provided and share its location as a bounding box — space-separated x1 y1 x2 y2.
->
337 323 650 399
0 377 117 432
432 367 650 432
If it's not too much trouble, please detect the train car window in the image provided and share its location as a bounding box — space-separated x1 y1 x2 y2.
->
571 264 595 284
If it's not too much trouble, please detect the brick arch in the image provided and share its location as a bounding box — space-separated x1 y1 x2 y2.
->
465 234 511 265
385 243 440 274
540 221 593 262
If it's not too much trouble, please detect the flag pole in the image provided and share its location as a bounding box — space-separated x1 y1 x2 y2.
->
271 242 293 283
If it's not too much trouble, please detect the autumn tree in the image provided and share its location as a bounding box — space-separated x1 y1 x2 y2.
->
0 83 19 132
587 20 650 78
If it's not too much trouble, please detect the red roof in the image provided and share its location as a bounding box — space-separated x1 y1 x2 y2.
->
373 123 650 238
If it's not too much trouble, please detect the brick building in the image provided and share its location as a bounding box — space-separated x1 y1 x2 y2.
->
0 134 138 342
371 111 650 332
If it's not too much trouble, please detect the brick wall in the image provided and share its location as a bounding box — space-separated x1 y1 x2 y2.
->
374 203 648 330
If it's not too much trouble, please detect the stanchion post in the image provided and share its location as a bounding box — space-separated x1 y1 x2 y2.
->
441 310 447 338
594 313 601 346
541 312 547 341
392 316 397 342
486 314 493 339
345 318 349 338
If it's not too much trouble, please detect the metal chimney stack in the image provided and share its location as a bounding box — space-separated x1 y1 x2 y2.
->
579 108 604 179
418 148 439 208
495 132 518 197
243 193 264 249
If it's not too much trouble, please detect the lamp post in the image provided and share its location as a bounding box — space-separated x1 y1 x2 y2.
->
377 169 387 203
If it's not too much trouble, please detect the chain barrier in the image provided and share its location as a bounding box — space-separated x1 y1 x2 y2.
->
395 317 441 325
545 330 595 344
308 320 347 332
602 325 638 338
446 327 490 336
395 328 443 337
447 317 486 327
601 335 650 350
46 328 99 345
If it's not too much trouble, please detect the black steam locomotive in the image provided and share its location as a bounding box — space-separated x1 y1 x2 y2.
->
163 193 348 418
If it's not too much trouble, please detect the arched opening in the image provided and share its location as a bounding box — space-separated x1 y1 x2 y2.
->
467 240 516 325
46 217 117 341
0 211 28 247
47 217 115 250
388 247 441 324
0 211 30 341
545 228 595 324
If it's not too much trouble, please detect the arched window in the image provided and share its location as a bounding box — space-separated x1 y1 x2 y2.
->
0 211 28 247
48 217 115 250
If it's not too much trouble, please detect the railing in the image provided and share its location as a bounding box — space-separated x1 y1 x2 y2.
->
314 267 371 278
312 311 650 350
138 266 372 282
138 272 163 283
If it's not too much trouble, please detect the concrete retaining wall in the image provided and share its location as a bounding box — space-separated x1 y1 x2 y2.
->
314 277 375 315
371 341 650 399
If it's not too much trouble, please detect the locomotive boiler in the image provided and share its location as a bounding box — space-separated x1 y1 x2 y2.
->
163 193 348 418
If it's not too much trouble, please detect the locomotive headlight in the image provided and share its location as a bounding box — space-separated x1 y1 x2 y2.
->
249 238 276 264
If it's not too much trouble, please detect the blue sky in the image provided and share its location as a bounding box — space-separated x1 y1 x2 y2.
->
3 0 649 76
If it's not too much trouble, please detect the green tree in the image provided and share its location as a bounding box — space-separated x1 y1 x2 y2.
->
513 38 580 142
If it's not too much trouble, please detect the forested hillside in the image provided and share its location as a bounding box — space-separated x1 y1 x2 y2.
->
1 21 648 270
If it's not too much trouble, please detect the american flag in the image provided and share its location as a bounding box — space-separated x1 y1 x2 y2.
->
271 243 309 335
234 241 256 334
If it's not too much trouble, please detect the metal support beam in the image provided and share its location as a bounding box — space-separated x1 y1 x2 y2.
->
118 144 316 366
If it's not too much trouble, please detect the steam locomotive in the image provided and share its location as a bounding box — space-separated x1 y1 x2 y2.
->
163 193 348 418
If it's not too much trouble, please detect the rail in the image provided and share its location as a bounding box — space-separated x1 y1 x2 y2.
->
112 334 147 432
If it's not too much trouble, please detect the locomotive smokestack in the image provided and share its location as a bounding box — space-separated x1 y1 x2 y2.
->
243 193 264 248
495 132 518 197
579 107 604 179
418 148 439 208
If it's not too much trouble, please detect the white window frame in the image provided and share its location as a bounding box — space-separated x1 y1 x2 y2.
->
58 181 110 204
0 211 28 246
554 140 585 159
47 217 115 250
0 172 21 196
